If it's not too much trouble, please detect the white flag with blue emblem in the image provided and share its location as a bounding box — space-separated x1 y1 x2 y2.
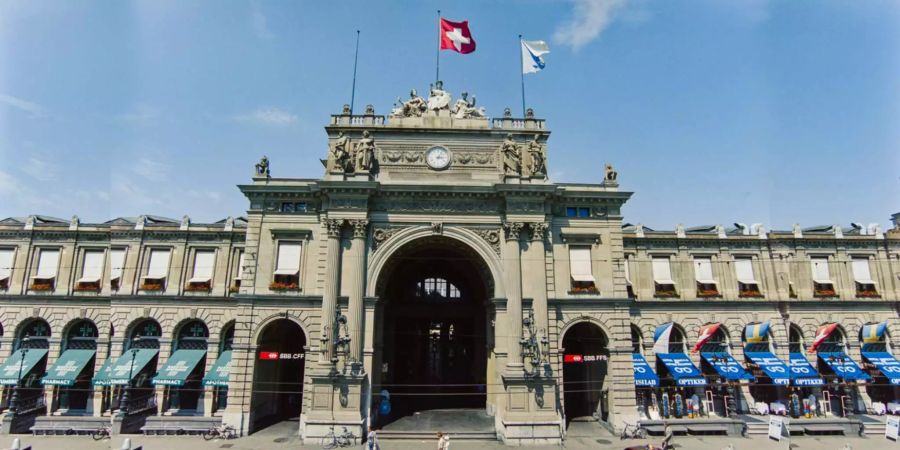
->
521 39 550 74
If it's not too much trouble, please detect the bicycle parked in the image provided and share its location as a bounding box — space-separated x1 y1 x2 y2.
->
321 426 354 449
202 424 237 441
620 421 647 440
91 425 111 441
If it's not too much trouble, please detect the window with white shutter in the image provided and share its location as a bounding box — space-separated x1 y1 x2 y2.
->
623 257 632 286
109 248 126 281
693 257 716 284
652 256 677 296
810 257 831 283
0 249 13 285
852 257 878 296
34 248 60 280
734 258 756 284
235 251 246 281
272 242 301 289
189 250 216 283
568 247 597 293
78 250 105 283
144 249 171 280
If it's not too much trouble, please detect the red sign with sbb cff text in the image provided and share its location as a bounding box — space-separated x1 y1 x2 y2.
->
260 351 280 360
564 354 583 363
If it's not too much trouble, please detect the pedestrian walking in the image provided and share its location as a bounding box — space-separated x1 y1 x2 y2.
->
436 431 450 450
367 426 379 450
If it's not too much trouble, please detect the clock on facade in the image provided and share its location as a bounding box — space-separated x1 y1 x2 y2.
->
424 146 451 170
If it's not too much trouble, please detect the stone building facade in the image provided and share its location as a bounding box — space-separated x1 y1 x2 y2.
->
0 86 898 444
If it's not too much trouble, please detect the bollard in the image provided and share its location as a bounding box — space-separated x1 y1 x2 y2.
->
121 437 131 450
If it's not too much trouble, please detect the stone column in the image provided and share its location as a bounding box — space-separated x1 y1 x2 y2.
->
503 222 524 370
347 219 368 363
321 219 344 363
527 223 549 336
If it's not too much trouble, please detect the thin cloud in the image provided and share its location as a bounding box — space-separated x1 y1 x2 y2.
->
21 156 60 182
0 93 44 117
232 107 298 126
554 0 629 50
251 1 275 39
132 157 170 181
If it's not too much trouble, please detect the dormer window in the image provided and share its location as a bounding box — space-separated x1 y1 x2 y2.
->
568 247 598 294
30 248 59 291
141 249 170 291
811 257 835 298
186 249 215 292
693 257 719 297
652 256 677 298
0 248 13 290
271 241 301 290
75 250 104 292
852 257 878 298
735 258 762 298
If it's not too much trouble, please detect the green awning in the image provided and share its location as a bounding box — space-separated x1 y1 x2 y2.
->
152 349 206 386
92 358 114 386
107 349 159 385
42 349 96 386
203 351 232 386
0 348 48 385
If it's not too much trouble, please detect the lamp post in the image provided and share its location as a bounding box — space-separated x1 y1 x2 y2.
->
117 335 144 417
7 335 32 417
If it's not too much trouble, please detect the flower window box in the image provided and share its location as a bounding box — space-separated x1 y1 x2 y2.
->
856 284 880 298
568 281 599 295
30 280 54 291
738 283 763 298
696 282 720 298
813 282 836 298
74 281 101 292
654 282 678 298
140 278 165 291
185 281 211 292
229 280 241 294
270 281 300 291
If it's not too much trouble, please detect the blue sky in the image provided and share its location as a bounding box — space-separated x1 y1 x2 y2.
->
1 0 898 229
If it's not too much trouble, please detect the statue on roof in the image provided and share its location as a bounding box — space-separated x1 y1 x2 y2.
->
391 89 427 118
604 163 618 181
526 134 546 177
427 80 451 111
255 155 270 177
500 134 521 176
327 132 352 173
354 130 376 172
452 92 486 119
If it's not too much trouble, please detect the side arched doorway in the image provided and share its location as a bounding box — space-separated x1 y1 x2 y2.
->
373 236 491 425
250 319 307 433
562 322 610 424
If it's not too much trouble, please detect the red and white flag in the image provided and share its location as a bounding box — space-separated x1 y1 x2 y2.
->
439 18 476 54
691 323 721 353
808 323 838 353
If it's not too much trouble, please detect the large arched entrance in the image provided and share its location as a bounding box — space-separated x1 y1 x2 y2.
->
250 319 306 433
562 322 609 424
374 236 491 425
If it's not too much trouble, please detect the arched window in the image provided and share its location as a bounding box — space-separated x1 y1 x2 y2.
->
416 277 461 299
128 319 161 349
667 324 688 354
789 324 805 354
65 320 98 350
176 320 209 350
220 322 235 352
819 325 846 353
18 319 51 349
631 324 643 354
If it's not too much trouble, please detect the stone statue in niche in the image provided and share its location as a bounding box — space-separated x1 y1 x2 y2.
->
354 130 376 172
327 132 352 173
452 92 486 119
391 89 427 118
526 134 546 177
427 80 452 111
255 155 270 177
500 134 522 176
604 163 618 181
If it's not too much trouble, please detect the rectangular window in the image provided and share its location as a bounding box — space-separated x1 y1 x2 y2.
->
281 202 295 212
693 256 719 297
652 256 677 297
810 256 835 297
852 257 878 297
624 256 635 299
231 251 245 293
109 248 126 291
31 248 60 291
578 207 590 218
565 207 577 217
142 249 171 291
75 250 105 292
272 242 301 290
735 257 762 298
295 202 307 212
0 248 13 289
568 247 597 293
187 249 216 292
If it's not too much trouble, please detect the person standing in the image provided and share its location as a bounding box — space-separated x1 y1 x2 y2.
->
367 426 379 450
437 431 450 450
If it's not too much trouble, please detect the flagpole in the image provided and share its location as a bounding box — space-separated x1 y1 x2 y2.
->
435 10 441 83
519 35 526 117
350 30 360 115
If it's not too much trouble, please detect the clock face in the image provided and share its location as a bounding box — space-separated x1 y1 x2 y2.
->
425 146 451 170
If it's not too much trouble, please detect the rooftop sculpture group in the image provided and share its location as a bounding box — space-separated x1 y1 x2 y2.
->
391 81 486 119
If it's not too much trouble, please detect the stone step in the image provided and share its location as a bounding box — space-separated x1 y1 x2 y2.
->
378 431 498 441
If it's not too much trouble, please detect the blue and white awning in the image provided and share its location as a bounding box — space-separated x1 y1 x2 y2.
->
789 353 824 386
632 353 659 387
701 352 754 381
818 352 871 382
745 351 790 385
657 353 706 386
862 351 900 384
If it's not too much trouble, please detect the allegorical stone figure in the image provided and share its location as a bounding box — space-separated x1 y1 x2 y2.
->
329 132 351 172
526 134 546 177
501 134 521 176
354 130 376 172
255 155 270 177
452 92 486 119
391 89 427 118
427 80 451 111
604 163 618 181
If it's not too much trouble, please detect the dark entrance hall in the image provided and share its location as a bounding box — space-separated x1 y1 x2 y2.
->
250 319 306 434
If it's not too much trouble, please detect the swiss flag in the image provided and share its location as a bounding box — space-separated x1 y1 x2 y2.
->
439 18 476 54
